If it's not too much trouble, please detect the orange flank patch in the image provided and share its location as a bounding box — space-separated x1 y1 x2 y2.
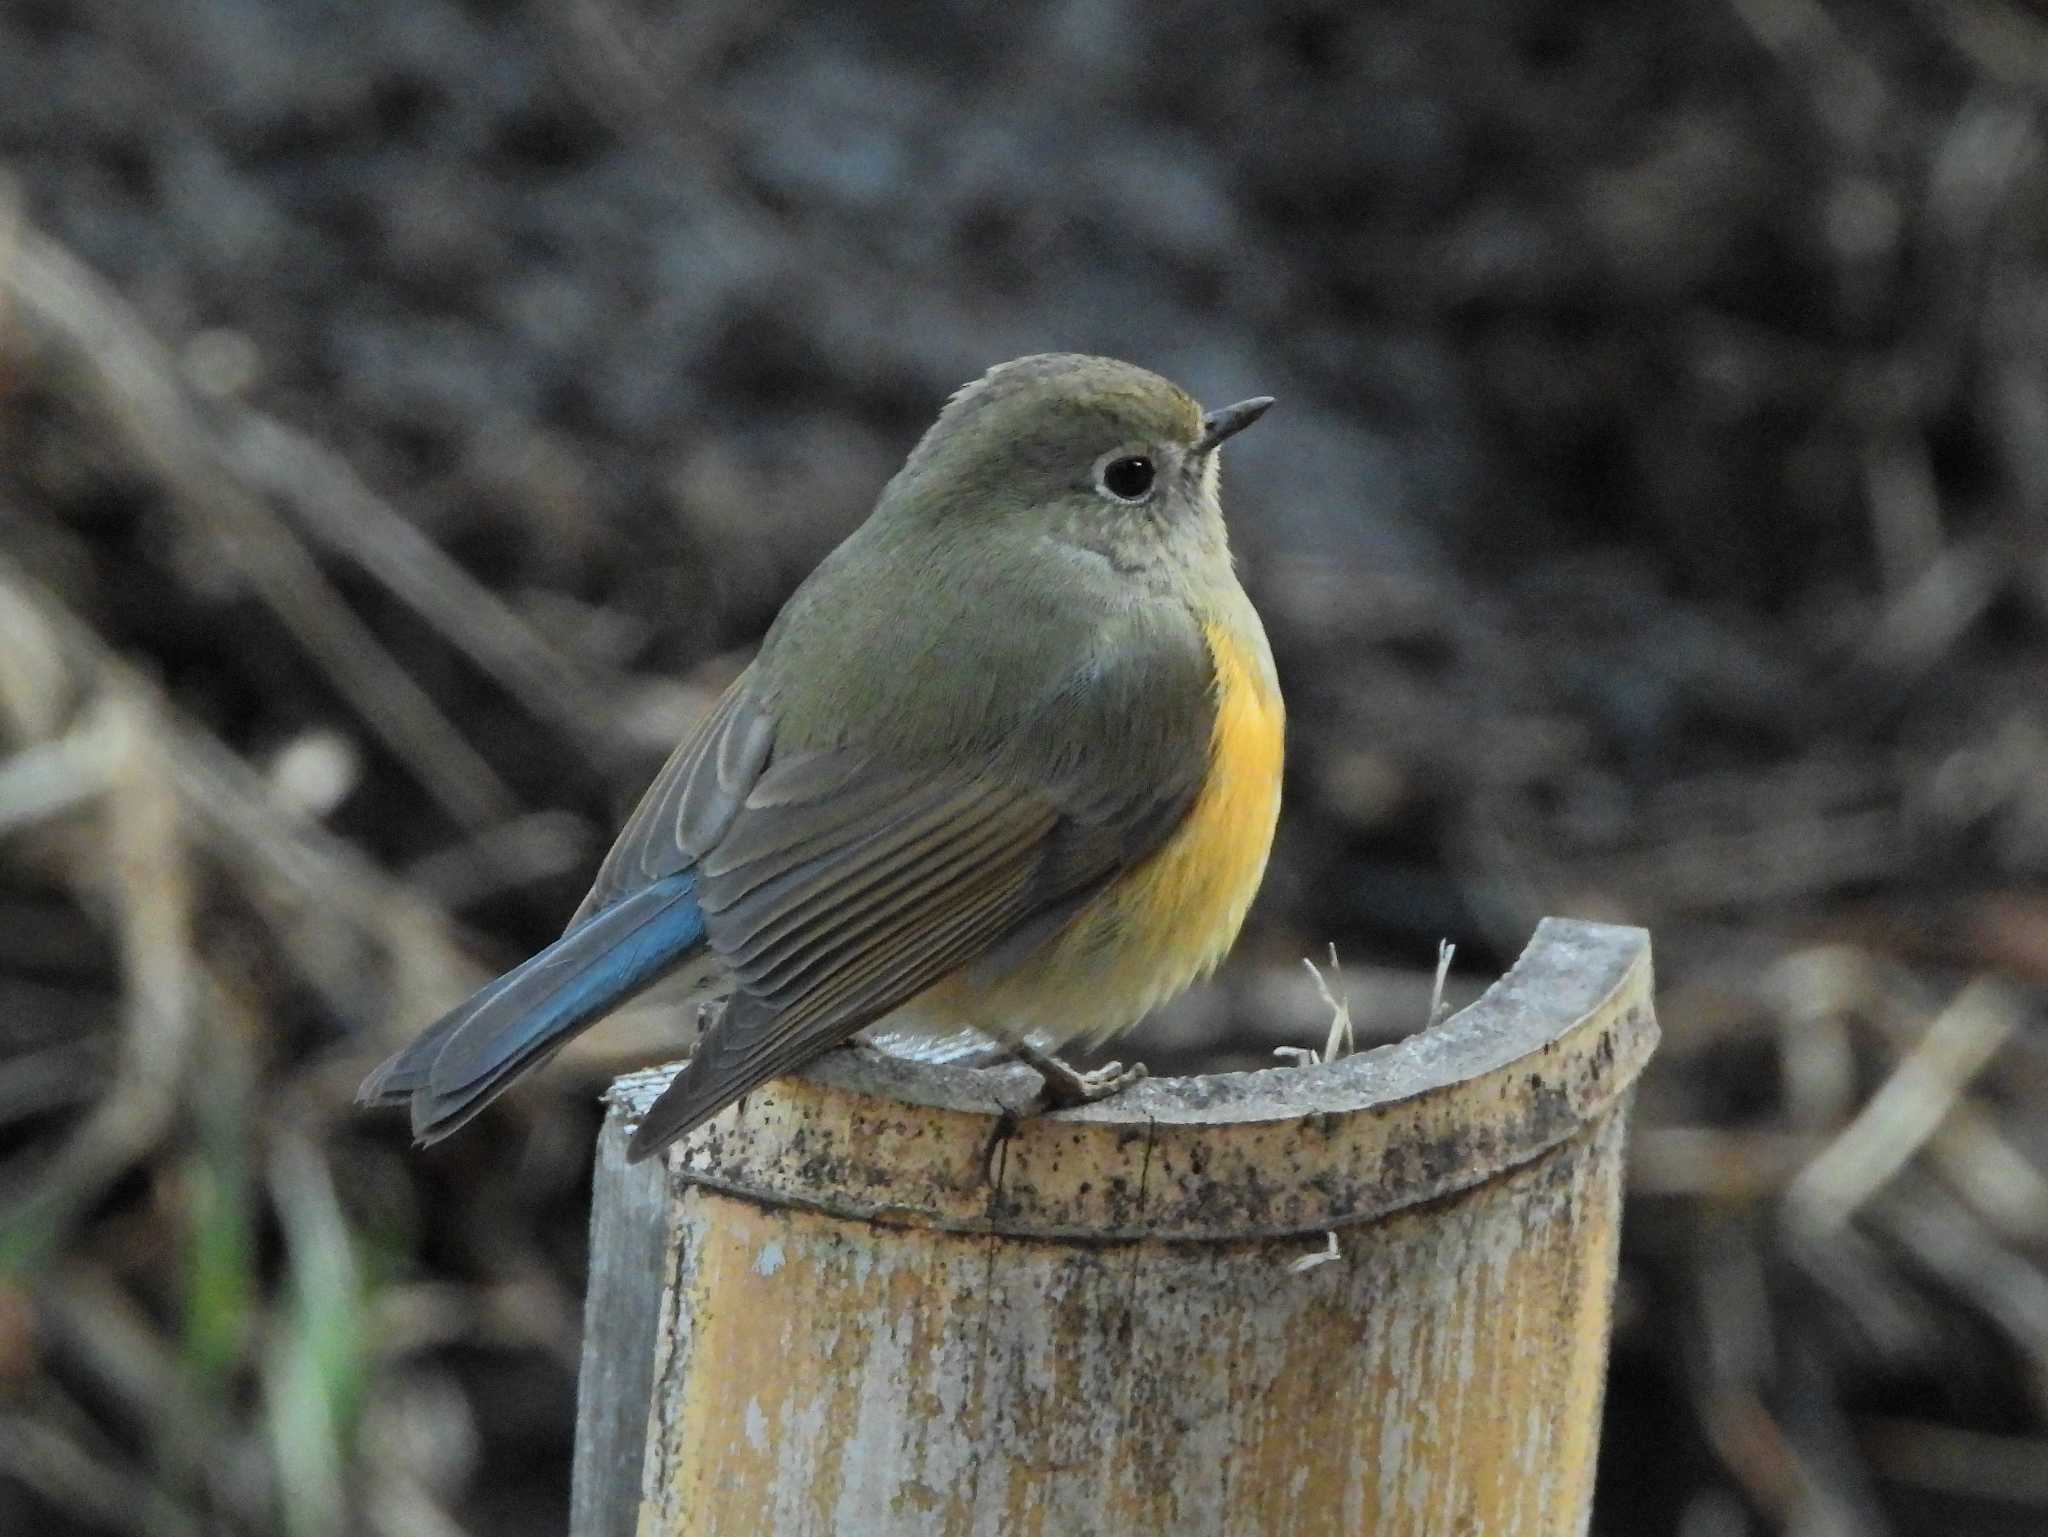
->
1115 617 1289 992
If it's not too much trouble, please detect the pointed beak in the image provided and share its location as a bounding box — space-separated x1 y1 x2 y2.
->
1195 396 1275 454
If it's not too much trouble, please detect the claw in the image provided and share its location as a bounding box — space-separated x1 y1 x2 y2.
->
1009 1040 1150 1111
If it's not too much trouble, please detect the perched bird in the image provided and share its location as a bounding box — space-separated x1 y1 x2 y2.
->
359 354 1283 1161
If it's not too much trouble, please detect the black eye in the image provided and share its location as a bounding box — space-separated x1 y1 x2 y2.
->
1099 455 1156 502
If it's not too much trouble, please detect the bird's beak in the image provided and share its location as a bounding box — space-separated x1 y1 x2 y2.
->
1195 396 1275 453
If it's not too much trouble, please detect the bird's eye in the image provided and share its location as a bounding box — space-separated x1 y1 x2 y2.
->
1098 454 1156 503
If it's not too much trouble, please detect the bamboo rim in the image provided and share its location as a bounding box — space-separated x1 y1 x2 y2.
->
608 917 1655 1242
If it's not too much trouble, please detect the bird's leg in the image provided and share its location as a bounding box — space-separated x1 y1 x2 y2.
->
1009 1038 1148 1110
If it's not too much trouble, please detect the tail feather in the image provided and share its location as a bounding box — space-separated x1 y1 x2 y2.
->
357 872 706 1144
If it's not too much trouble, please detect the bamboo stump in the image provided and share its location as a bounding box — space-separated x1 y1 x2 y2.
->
571 918 1657 1537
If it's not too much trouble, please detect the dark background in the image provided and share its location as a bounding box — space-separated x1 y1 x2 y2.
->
4 2 2048 1533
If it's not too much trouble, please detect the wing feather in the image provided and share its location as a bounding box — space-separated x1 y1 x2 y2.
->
569 677 775 926
728 799 1054 1004
628 827 1044 1158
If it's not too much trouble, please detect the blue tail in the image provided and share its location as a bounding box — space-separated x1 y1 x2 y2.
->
358 871 706 1143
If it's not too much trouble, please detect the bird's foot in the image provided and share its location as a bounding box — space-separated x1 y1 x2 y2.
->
1011 1039 1149 1111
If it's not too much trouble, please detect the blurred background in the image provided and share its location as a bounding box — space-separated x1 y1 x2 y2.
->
3 1 2047 1532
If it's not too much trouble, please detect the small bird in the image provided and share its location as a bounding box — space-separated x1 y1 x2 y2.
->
359 354 1283 1161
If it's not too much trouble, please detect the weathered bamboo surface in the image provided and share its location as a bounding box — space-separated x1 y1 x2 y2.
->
571 917 1657 1537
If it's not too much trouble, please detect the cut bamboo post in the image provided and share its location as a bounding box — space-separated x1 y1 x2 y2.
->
570 918 1656 1537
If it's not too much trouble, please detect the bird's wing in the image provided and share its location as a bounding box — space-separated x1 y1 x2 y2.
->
623 634 1218 1159
567 673 777 928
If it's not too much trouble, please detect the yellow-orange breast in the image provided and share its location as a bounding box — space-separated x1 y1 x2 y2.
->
914 612 1285 1048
